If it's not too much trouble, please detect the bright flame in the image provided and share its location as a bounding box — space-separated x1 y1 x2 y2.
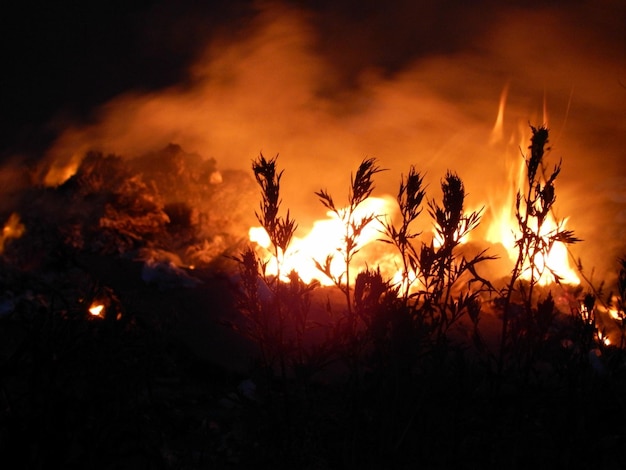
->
597 330 610 346
487 200 579 286
247 94 583 289
249 226 271 248
486 106 579 286
609 308 622 321
250 196 396 285
528 219 580 285
89 303 105 317
390 267 425 295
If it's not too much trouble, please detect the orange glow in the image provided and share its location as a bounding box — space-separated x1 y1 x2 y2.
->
490 83 509 144
0 213 25 254
43 147 84 186
45 161 79 186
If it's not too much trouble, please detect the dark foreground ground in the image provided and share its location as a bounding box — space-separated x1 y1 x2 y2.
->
1 254 625 470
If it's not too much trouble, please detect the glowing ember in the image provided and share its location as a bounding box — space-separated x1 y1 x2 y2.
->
89 303 105 317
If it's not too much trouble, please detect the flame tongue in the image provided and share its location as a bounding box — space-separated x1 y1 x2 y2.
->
0 213 25 254
250 190 580 287
248 95 582 288
250 196 395 285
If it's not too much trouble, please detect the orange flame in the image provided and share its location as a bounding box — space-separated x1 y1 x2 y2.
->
89 303 105 317
0 213 25 254
246 89 581 288
250 196 397 285
486 99 579 286
486 199 580 285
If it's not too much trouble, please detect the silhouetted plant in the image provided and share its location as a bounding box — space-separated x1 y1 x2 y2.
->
379 166 427 300
382 169 494 346
314 157 385 331
424 171 493 339
227 143 625 468
567 259 626 379
232 155 293 372
252 153 297 283
498 125 581 374
231 154 328 392
616 258 626 348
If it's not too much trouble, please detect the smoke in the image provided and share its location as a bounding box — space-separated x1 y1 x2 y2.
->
29 0 626 277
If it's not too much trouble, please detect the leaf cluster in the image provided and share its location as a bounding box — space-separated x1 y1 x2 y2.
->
253 153 297 255
498 125 583 373
314 158 385 307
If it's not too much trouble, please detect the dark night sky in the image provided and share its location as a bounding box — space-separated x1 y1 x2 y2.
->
0 0 251 157
5 0 620 158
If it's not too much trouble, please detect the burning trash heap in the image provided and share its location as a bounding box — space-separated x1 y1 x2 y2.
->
1 127 625 468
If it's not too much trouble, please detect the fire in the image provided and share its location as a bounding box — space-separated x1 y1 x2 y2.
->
489 83 509 145
484 93 580 286
597 330 611 346
89 303 105 317
250 186 579 289
486 206 580 285
250 165 580 289
609 307 623 321
0 213 25 254
246 91 583 289
250 196 396 285
44 159 80 186
526 218 580 285
431 213 475 248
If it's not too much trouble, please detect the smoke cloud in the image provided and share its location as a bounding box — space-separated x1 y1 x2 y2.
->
22 0 626 277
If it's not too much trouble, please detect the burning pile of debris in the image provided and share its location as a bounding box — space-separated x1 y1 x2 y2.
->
0 142 267 379
0 142 262 386
2 143 257 274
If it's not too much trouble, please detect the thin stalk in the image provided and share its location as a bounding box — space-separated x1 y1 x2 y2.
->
499 151 534 375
